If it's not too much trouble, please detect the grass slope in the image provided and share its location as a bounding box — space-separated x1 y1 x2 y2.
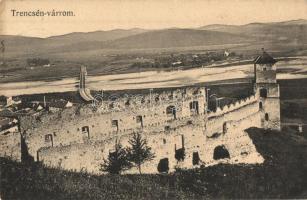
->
1 128 307 199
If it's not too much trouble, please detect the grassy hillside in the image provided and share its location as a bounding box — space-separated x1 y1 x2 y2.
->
1 19 306 59
98 29 251 49
1 128 307 199
200 19 307 41
0 29 148 58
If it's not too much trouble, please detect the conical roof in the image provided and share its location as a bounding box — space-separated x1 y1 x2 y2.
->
254 50 277 64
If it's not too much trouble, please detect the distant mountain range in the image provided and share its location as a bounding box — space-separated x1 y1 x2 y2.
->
1 19 307 58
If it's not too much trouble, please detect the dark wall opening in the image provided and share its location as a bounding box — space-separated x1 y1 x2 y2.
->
260 88 268 98
189 101 199 114
166 105 176 119
259 102 263 109
45 134 53 147
175 135 185 161
136 115 143 127
111 120 119 131
175 148 185 161
265 113 269 121
213 145 230 160
82 126 90 138
192 152 200 165
223 122 227 134
157 158 169 173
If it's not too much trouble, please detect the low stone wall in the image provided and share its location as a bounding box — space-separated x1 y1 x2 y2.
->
0 131 21 161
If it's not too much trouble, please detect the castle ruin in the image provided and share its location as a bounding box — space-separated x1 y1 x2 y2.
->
0 51 281 174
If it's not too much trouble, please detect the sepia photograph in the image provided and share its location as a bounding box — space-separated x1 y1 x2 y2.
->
0 0 307 199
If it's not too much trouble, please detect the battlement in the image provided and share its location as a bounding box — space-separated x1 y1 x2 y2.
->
208 94 257 118
94 87 206 114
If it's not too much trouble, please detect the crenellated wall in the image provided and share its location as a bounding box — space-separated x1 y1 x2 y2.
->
205 94 259 137
20 87 206 162
1 85 276 174
36 90 265 174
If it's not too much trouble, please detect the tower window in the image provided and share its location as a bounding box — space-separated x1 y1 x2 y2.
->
260 88 267 98
265 113 269 121
263 67 267 71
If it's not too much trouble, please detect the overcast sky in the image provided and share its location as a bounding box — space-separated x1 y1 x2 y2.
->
0 0 306 38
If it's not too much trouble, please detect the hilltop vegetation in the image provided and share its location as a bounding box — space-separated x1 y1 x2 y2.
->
1 127 307 199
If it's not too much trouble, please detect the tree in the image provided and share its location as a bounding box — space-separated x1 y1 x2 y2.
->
127 132 155 174
100 143 131 174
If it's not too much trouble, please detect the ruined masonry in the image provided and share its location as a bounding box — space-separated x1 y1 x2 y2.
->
0 51 281 174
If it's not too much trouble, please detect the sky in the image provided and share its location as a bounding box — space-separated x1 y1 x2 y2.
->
0 0 306 38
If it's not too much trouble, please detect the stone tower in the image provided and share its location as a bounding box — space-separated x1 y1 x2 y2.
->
254 49 281 130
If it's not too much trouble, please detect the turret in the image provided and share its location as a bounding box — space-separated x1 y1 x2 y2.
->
254 49 280 130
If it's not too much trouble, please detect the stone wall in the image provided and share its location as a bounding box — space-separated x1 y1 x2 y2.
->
205 112 263 164
260 98 281 130
38 116 206 174
0 131 21 161
21 87 206 161
206 94 259 137
37 95 264 174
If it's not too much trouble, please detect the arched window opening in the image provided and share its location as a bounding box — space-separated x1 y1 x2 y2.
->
259 102 263 109
213 145 230 160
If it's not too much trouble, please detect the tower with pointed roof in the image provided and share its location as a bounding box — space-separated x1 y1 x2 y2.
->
254 49 281 130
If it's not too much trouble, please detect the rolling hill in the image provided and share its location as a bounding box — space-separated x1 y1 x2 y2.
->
199 19 307 42
53 29 252 52
0 28 148 57
0 19 306 58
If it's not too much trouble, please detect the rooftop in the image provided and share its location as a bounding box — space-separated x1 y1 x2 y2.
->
254 50 277 65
